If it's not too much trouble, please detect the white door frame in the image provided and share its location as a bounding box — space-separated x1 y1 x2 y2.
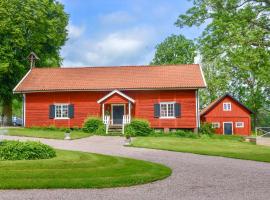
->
223 122 233 135
111 104 126 125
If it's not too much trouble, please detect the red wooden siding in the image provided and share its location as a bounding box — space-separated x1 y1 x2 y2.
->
201 96 251 136
25 90 197 129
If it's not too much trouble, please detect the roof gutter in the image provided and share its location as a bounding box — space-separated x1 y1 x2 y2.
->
13 87 207 94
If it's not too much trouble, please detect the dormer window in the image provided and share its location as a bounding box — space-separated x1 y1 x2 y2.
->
223 102 231 111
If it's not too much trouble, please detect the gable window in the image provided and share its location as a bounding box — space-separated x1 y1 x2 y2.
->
236 122 244 128
212 122 220 128
55 104 69 119
160 102 175 118
223 102 231 111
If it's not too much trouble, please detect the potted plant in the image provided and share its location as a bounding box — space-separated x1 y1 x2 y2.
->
64 128 71 140
124 134 131 145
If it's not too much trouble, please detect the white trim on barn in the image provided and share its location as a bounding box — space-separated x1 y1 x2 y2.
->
23 94 26 127
97 89 135 104
13 69 32 93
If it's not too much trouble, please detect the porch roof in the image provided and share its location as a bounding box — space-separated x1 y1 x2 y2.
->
97 90 135 104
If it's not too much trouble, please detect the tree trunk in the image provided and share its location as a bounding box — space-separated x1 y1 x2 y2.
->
2 99 12 126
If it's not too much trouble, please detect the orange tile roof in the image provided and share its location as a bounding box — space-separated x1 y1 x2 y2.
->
13 64 206 93
200 94 253 116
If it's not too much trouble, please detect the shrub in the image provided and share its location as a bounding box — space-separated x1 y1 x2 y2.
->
174 130 199 138
199 123 215 136
0 140 56 160
83 117 103 133
72 126 80 131
95 124 106 135
125 119 153 136
124 124 137 137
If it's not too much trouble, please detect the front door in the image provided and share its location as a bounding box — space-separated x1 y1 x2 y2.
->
112 105 124 125
224 122 233 135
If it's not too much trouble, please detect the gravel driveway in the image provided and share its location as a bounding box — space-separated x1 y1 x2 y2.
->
1 135 270 200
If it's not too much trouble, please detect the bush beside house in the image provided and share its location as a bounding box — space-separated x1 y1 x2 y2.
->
83 117 105 134
125 119 153 136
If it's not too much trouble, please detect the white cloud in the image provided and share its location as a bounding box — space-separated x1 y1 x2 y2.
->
99 11 135 25
67 23 85 39
61 26 157 67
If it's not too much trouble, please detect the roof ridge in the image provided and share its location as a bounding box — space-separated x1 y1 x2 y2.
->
32 64 199 70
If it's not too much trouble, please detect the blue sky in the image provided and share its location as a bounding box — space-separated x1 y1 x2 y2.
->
59 0 204 67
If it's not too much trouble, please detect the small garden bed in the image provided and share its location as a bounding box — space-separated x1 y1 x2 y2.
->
0 149 171 189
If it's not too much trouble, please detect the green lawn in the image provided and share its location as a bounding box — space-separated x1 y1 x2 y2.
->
0 149 171 189
5 128 92 140
131 136 270 163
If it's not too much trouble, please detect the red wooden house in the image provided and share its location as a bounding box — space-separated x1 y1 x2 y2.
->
200 94 253 136
13 64 206 131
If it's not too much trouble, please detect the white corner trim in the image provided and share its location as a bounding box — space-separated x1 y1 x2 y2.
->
13 69 32 93
196 90 200 128
23 94 26 127
199 64 207 87
97 89 135 104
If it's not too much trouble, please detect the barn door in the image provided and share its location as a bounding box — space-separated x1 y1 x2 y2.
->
224 122 233 135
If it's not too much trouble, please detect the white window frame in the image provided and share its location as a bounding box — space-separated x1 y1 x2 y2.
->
236 122 244 128
212 122 220 128
160 102 175 119
223 102 232 111
54 104 69 119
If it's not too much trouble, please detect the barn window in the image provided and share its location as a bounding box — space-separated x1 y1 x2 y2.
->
55 104 69 119
212 122 220 128
160 102 175 118
223 102 231 111
236 122 244 128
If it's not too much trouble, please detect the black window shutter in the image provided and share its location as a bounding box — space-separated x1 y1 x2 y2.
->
175 103 181 118
68 104 74 118
49 105 55 119
154 104 160 118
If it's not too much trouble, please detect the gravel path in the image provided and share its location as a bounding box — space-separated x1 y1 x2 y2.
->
1 135 270 200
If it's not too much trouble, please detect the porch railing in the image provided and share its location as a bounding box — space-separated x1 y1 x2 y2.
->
103 115 110 134
122 115 131 134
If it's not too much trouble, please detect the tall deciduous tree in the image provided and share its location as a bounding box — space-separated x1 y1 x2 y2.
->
151 34 196 65
176 0 270 127
0 0 68 124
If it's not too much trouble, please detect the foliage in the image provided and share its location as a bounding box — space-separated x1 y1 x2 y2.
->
151 34 196 65
174 130 199 138
176 0 270 127
83 117 104 133
149 130 199 138
0 149 171 189
199 123 215 136
125 119 153 136
95 124 106 135
0 0 68 124
0 140 56 160
124 124 137 137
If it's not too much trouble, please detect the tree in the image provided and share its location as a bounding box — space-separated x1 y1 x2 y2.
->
0 0 68 124
151 34 196 65
176 0 270 127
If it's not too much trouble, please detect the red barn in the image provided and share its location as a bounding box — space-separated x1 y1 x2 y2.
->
200 94 253 136
13 64 206 132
